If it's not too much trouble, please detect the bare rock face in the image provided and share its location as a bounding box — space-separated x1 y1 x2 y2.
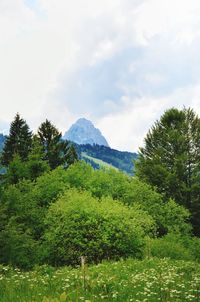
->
63 118 109 147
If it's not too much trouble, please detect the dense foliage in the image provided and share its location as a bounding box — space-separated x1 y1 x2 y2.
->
0 109 199 275
136 107 200 235
44 188 154 266
0 161 194 269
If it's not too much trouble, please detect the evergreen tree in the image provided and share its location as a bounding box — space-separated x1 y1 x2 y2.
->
136 107 200 236
1 113 32 166
65 144 78 166
26 136 50 180
5 154 28 185
37 119 77 169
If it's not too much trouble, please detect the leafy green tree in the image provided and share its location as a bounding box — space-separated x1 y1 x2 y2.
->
1 113 32 166
121 178 191 236
37 119 77 169
30 166 70 207
136 107 200 235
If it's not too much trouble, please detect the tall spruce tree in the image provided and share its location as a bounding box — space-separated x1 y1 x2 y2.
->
136 107 200 236
1 113 32 166
37 119 77 169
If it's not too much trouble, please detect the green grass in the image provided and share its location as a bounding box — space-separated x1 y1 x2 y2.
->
81 153 118 171
0 258 200 302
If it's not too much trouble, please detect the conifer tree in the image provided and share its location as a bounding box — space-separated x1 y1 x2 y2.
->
65 144 78 166
136 107 200 235
1 113 32 166
37 119 77 169
26 135 50 180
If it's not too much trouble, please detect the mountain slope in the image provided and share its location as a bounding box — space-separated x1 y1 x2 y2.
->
75 144 137 175
63 118 109 147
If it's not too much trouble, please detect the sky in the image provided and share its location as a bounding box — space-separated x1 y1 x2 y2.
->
0 0 200 151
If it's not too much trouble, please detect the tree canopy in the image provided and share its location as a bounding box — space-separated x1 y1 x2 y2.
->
136 107 200 235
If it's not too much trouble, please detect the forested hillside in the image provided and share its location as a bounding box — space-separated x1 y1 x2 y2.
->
75 143 138 174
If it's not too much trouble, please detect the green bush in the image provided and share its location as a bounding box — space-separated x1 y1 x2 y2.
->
121 178 192 236
53 163 192 237
0 219 40 269
150 233 194 261
181 236 200 262
43 188 155 266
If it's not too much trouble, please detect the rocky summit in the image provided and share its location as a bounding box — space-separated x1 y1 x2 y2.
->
63 118 109 147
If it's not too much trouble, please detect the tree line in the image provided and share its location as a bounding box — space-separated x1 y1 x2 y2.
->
0 107 199 269
0 113 78 184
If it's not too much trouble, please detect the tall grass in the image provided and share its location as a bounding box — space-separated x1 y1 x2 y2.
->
0 258 200 302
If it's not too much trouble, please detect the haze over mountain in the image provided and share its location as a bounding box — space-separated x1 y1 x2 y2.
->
63 118 109 147
0 134 5 151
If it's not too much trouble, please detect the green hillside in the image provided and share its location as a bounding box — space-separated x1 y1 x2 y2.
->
81 152 118 170
75 144 137 175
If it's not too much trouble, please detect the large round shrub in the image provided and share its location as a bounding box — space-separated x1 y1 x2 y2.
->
43 188 155 266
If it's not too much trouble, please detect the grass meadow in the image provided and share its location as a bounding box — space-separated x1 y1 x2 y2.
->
0 258 200 302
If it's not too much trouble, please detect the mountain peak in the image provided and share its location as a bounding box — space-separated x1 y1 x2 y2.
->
76 118 94 126
63 118 109 147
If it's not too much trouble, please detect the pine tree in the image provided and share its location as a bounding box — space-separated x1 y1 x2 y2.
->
136 107 200 235
26 135 50 180
1 113 32 166
65 144 78 167
37 119 78 169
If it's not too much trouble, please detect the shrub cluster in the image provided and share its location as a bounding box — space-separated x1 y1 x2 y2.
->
0 161 195 269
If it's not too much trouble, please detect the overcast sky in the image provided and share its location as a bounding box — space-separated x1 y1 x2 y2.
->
0 0 200 151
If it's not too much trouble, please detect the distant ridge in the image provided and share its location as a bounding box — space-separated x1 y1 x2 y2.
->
63 118 109 147
75 143 137 175
0 134 5 151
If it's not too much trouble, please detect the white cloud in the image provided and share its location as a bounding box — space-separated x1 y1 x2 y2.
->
134 0 200 45
97 84 200 152
0 0 200 151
